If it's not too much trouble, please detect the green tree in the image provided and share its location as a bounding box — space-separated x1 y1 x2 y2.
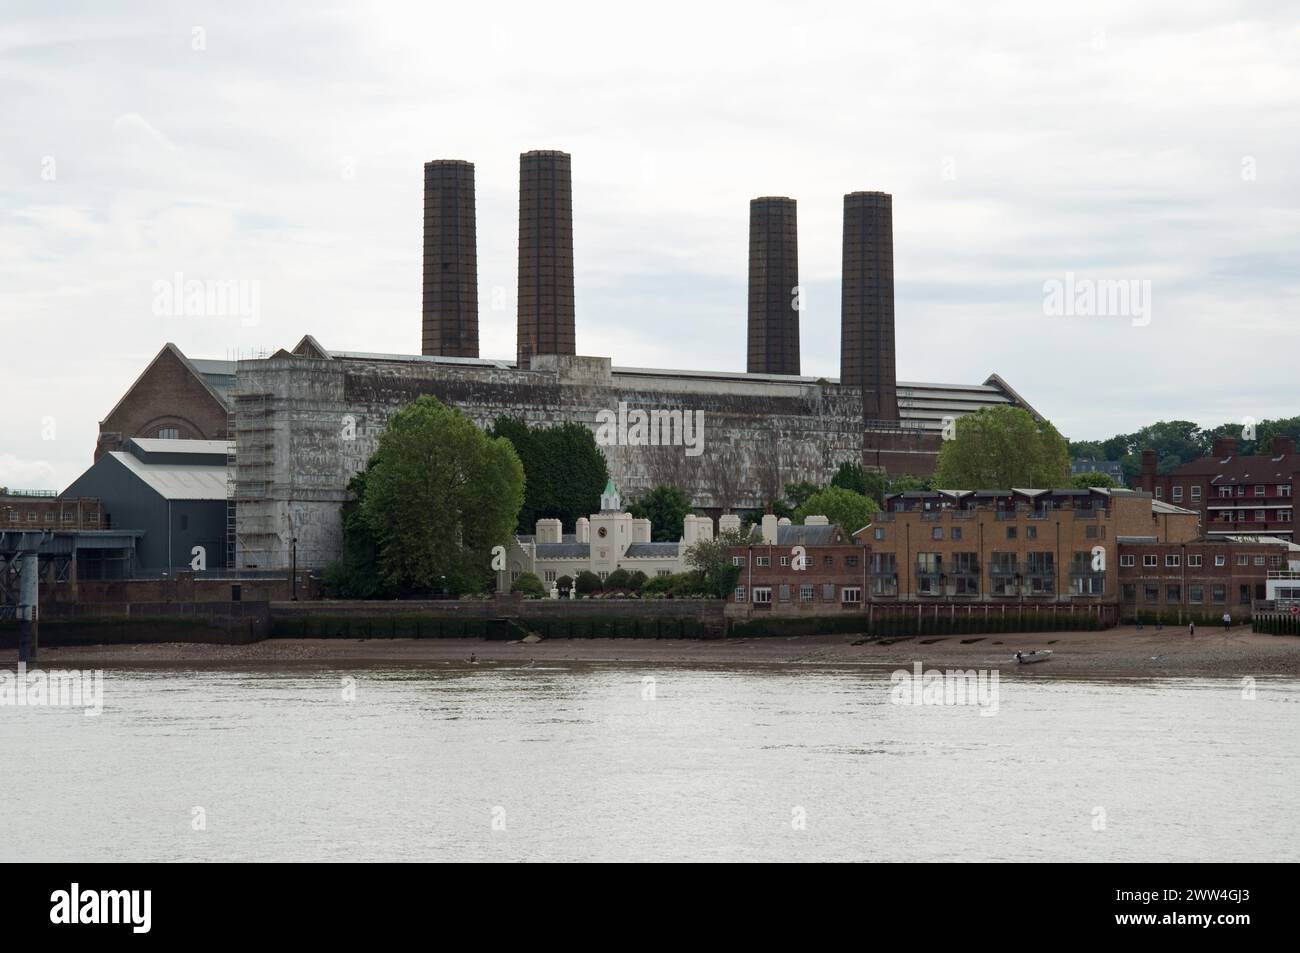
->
605 568 632 590
322 469 395 599
627 485 692 541
934 406 1070 489
361 396 524 595
783 481 820 512
684 530 747 599
511 572 546 598
793 486 879 533
626 570 648 591
490 417 609 533
1070 471 1118 489
575 570 602 595
556 574 574 595
830 461 868 495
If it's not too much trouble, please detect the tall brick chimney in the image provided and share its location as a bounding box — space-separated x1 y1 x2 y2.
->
840 191 898 422
1139 448 1158 493
1272 436 1297 456
746 197 800 375
517 150 576 368
422 160 479 358
1212 436 1238 458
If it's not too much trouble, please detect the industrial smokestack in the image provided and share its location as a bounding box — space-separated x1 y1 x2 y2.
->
422 159 479 358
517 149 576 367
746 197 800 375
840 191 898 422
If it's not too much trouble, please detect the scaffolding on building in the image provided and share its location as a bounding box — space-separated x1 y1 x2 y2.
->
230 392 281 568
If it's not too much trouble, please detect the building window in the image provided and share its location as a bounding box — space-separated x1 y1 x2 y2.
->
779 555 790 567
44 512 54 522
1120 554 1135 567
1215 554 1226 567
1172 486 1183 502
735 586 746 602
598 571 608 581
845 555 858 568
873 527 886 541
1154 487 1163 499
1191 486 1202 501
732 556 745 567
1086 525 1099 539
1236 555 1249 567
756 556 770 567
1144 584 1159 602
1165 554 1180 567
1239 585 1251 605
1024 526 1036 540
1280 485 1292 498
1006 527 1017 539
1255 485 1266 496
1255 510 1266 522
1282 509 1293 522
932 527 943 540
800 584 813 602
156 427 181 439
752 587 772 604
1122 583 1136 601
1143 555 1157 568
1237 486 1246 497
657 569 672 576
823 556 834 567
1212 585 1226 603
841 587 862 604
951 527 962 540
1166 584 1181 603
1219 487 1232 498
544 571 556 583
1188 554 1202 567
822 584 835 601
1254 555 1266 566
1189 585 1204 603
779 584 791 602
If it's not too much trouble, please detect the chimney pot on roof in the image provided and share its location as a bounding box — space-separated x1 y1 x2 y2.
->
1212 436 1238 458
1271 436 1296 456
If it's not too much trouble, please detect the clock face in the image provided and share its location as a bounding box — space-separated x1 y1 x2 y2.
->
597 526 608 538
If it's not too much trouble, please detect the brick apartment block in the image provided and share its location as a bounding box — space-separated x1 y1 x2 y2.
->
856 488 1198 603
1137 436 1299 541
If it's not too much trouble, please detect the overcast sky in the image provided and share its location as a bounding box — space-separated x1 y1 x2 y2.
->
2 0 1297 489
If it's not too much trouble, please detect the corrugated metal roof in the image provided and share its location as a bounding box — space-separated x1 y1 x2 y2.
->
130 438 231 456
108 452 230 501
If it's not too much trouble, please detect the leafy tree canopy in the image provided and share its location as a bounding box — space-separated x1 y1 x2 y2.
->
793 486 879 534
934 406 1070 489
489 417 609 534
627 485 692 542
358 395 524 596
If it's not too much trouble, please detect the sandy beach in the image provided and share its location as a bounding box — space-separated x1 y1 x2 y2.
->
21 625 1300 678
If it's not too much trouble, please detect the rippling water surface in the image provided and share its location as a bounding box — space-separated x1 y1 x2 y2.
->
3 663 1296 862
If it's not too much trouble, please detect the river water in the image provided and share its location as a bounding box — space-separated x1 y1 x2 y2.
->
2 663 1296 862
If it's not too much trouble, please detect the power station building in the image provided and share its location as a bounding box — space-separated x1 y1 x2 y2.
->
93 150 1042 571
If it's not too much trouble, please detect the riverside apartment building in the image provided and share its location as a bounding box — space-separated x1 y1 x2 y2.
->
855 488 1199 604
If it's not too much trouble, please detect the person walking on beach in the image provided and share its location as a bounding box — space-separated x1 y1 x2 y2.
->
1223 612 1232 630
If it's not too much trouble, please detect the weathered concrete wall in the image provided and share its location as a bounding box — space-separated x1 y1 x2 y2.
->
234 353 866 569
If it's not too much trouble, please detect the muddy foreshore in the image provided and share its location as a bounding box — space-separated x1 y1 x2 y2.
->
16 625 1300 679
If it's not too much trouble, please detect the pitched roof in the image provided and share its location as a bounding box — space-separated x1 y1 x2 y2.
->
107 451 229 501
1165 450 1300 484
624 542 680 557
